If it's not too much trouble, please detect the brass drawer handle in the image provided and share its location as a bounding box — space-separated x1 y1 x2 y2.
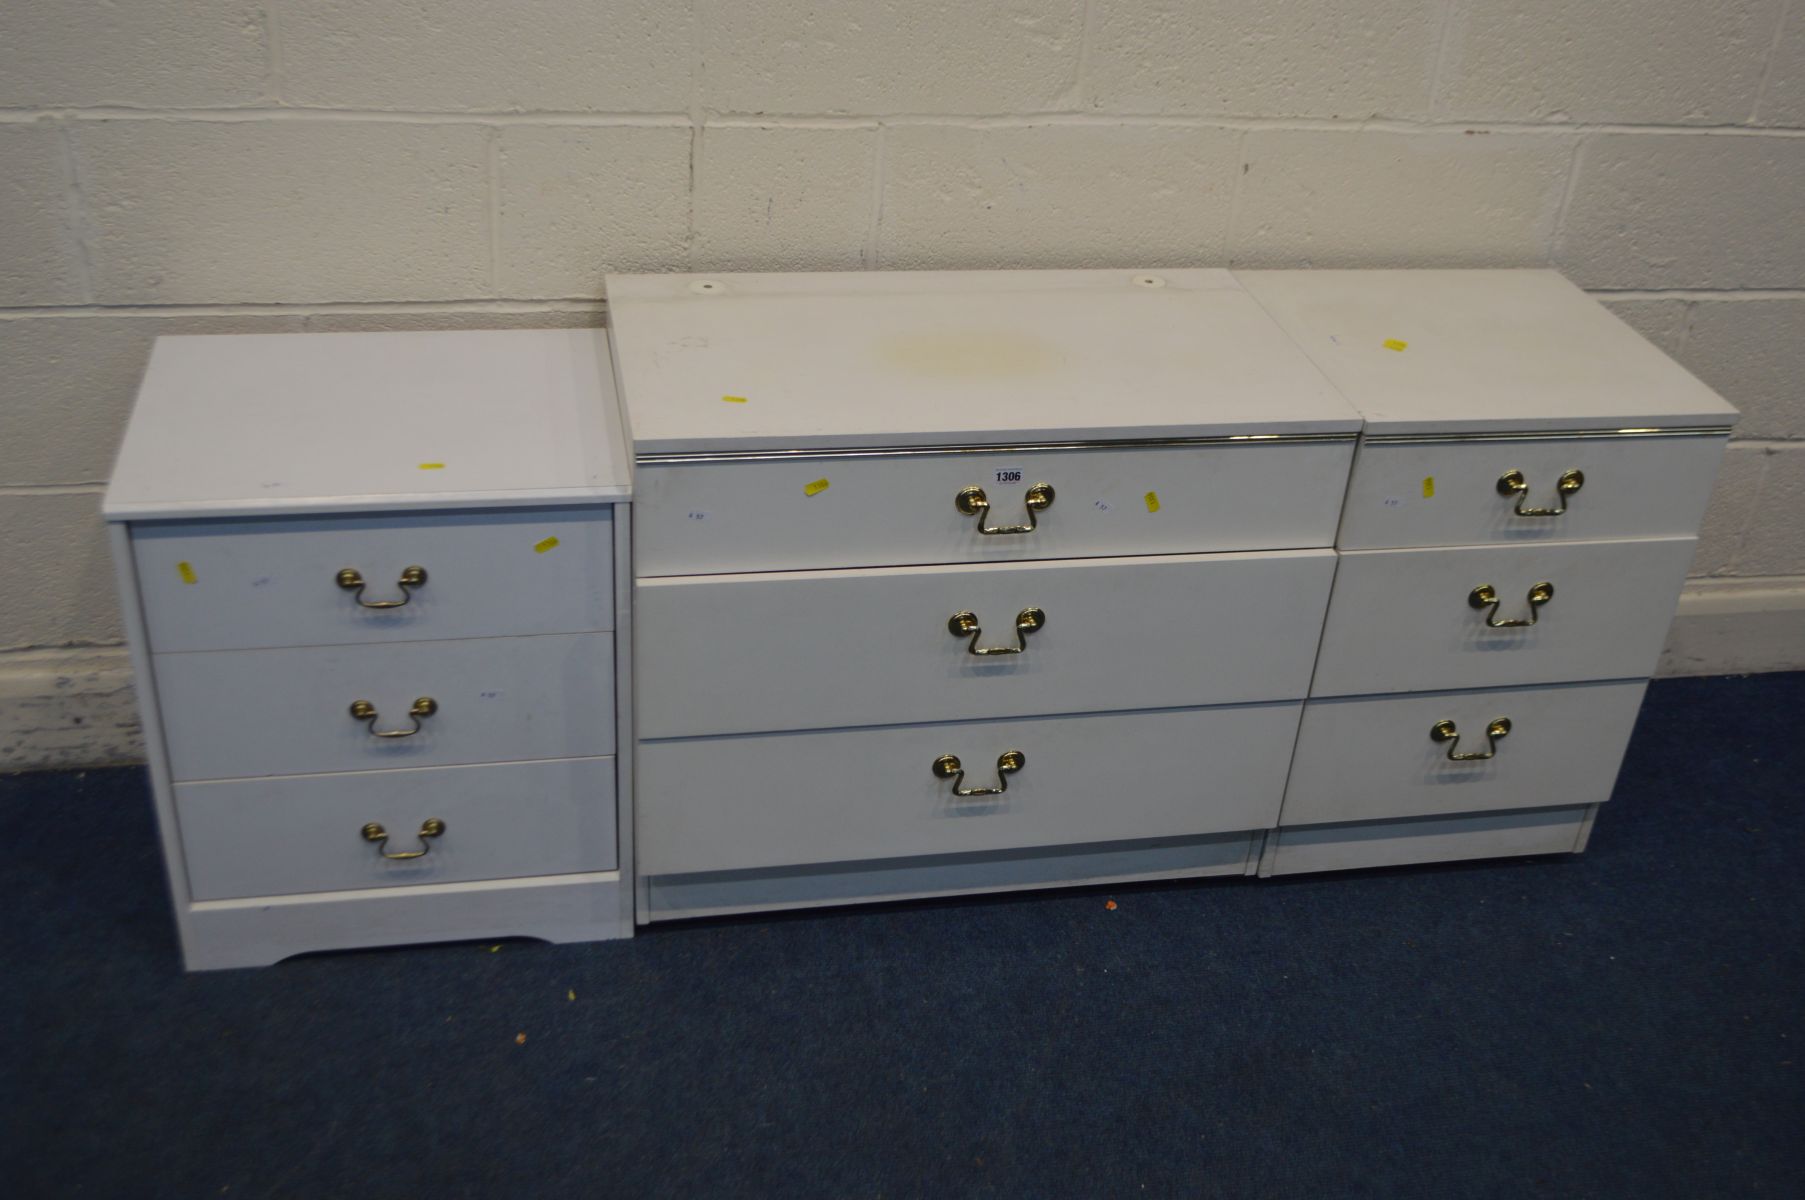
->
1497 469 1583 517
1469 581 1554 627
361 818 446 860
955 483 1054 535
349 696 438 738
1431 717 1511 761
948 607 1046 655
336 565 428 608
933 750 1025 797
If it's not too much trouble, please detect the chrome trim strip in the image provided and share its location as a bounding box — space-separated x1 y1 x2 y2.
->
1362 425 1734 445
636 431 1358 465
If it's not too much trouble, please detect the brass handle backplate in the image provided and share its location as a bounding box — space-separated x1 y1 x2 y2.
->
361 818 446 860
1431 717 1511 762
933 750 1025 797
349 696 438 738
948 607 1046 655
1469 581 1555 627
955 483 1055 535
1497 469 1583 517
337 565 428 608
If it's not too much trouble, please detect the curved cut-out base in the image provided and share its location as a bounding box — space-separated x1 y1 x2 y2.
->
177 870 630 971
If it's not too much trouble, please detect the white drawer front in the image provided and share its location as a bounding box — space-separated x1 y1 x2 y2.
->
177 757 617 901
635 439 1353 576
638 550 1335 738
132 507 614 652
639 703 1301 875
1280 680 1647 827
155 632 615 781
1337 434 1725 550
1311 537 1694 697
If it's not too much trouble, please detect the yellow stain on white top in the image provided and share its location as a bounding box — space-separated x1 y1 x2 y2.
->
721 395 748 403
418 462 446 470
875 329 1060 379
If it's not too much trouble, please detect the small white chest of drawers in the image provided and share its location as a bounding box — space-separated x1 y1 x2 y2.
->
607 267 1735 922
1237 270 1734 873
105 329 635 969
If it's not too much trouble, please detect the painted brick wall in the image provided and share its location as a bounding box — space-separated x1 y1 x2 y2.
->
1 2 1801 765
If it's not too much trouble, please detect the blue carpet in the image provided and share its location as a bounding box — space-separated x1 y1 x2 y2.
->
2 673 1801 1199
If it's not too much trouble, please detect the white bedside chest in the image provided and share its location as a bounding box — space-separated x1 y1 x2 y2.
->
606 268 1363 921
105 329 635 969
1237 270 1737 874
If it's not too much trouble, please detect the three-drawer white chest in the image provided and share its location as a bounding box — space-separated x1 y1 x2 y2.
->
1238 270 1734 874
606 269 1348 920
104 329 636 969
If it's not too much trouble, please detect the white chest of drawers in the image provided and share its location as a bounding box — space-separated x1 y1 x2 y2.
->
1236 269 1736 873
105 329 635 969
607 268 1364 920
608 267 1734 922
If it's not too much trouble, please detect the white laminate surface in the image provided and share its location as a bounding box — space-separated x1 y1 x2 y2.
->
104 329 631 520
181 872 627 970
154 632 616 781
1311 537 1696 696
177 757 618 900
633 438 1354 576
1234 269 1737 435
132 508 614 652
1336 433 1727 550
1279 680 1649 827
1265 806 1593 876
636 550 1336 738
638 703 1302 875
605 269 1362 454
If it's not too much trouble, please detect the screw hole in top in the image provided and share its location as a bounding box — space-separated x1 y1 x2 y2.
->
690 280 723 294
1132 274 1165 288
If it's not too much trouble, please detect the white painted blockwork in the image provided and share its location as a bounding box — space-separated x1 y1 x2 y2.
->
4 4 1803 757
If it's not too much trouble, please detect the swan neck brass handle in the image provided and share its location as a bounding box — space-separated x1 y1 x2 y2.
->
1431 717 1511 762
349 696 438 738
955 483 1055 535
337 565 428 608
933 750 1025 797
1469 582 1555 627
1497 469 1584 517
361 818 446 860
948 607 1046 655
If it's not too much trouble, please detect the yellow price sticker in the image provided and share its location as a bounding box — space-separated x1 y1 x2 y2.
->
533 536 560 554
176 561 198 585
803 478 830 497
1144 491 1161 514
1382 338 1408 352
1422 476 1435 498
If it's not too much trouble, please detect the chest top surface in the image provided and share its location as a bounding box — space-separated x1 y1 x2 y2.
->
104 328 630 521
1233 269 1737 436
605 269 1362 455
